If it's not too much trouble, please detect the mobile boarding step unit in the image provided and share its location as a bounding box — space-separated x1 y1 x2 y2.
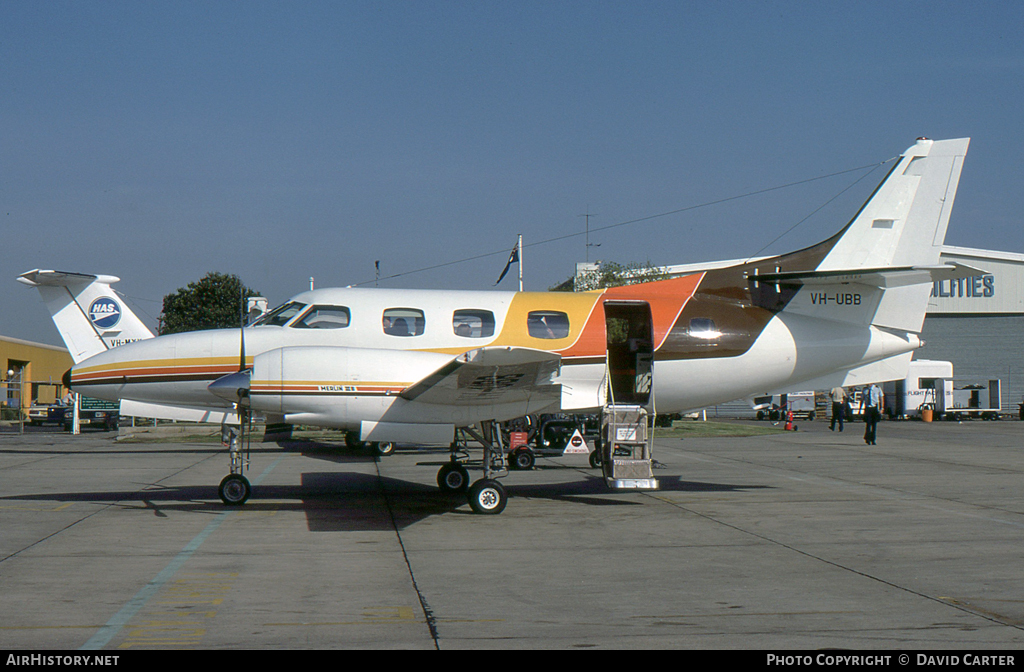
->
601 301 659 491
601 404 658 490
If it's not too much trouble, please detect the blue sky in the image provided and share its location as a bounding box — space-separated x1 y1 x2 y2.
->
4 1 1023 345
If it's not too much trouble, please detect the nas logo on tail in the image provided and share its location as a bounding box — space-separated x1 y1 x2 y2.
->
89 297 121 329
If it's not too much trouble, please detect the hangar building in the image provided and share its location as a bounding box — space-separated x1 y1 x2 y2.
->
919 246 1024 414
1 336 73 420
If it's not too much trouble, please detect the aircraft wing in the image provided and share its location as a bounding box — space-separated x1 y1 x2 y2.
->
400 346 562 408
748 263 987 289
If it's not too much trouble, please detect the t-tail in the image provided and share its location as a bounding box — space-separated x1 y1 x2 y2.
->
664 137 978 403
18 270 237 425
17 270 155 363
751 137 978 388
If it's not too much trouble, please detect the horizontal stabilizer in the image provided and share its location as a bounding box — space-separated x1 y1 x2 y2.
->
750 263 987 290
17 270 121 288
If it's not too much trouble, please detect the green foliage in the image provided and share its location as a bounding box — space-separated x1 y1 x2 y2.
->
159 272 260 335
550 260 670 292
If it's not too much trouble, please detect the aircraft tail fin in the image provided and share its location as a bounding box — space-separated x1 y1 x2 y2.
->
17 270 155 363
816 137 969 272
758 138 971 334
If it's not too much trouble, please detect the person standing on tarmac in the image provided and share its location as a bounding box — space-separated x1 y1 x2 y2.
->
829 386 847 432
861 383 883 445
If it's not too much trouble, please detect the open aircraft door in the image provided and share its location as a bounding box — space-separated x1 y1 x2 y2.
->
604 301 654 405
601 301 658 490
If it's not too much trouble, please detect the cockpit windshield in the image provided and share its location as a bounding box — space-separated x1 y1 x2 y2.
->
252 301 307 327
293 305 351 329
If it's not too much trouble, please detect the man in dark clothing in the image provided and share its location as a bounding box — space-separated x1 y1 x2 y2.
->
861 384 883 445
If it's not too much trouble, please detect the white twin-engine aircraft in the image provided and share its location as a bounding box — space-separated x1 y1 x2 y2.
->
22 137 979 515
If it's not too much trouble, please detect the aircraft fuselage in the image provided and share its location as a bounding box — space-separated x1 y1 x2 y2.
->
66 273 919 431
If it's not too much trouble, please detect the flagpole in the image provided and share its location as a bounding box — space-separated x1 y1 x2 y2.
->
517 234 523 292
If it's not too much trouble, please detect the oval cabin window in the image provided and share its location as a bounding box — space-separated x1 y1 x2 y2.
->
527 311 570 339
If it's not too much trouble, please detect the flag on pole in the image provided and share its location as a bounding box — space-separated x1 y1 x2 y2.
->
495 243 519 285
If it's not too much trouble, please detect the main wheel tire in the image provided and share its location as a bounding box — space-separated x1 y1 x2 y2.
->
510 448 535 471
437 463 470 493
218 474 251 506
468 479 507 515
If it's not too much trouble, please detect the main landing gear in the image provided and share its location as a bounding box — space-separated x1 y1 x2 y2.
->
216 416 512 514
344 431 396 456
437 422 510 515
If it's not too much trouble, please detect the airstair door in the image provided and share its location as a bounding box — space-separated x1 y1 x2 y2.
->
601 301 658 490
604 301 654 406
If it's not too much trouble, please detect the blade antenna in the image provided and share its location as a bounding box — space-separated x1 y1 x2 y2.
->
239 286 247 373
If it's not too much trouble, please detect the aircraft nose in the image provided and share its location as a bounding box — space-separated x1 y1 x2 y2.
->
208 370 251 405
62 367 73 391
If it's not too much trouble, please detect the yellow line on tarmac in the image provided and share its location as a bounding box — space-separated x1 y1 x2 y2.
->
0 625 104 630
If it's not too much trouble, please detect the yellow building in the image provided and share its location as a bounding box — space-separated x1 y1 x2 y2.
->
2 335 73 417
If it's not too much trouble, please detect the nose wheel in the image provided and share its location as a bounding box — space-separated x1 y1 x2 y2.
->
219 420 251 506
219 474 251 505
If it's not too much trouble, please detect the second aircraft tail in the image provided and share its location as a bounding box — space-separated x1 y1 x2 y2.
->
18 270 155 364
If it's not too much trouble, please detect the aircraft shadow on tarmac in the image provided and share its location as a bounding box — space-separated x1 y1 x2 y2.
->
2 438 768 531
1 465 770 533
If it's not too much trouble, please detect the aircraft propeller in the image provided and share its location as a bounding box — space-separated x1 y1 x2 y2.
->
211 288 253 505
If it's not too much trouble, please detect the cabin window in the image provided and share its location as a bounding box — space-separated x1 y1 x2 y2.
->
253 302 307 327
453 309 495 338
688 318 721 340
293 305 351 329
527 311 570 339
383 308 425 337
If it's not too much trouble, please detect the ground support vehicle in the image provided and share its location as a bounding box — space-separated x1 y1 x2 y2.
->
883 360 1002 420
501 414 602 470
944 381 1002 421
754 392 817 421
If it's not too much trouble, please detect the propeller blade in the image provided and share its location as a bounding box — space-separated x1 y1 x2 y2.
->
239 287 247 373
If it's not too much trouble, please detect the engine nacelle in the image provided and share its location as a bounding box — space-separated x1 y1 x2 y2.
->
246 346 453 432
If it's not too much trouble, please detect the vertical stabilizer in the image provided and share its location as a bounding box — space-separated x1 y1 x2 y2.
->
19 270 242 424
817 137 969 272
17 270 154 363
811 138 968 333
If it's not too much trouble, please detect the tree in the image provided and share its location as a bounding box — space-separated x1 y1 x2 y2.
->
159 272 261 335
550 260 670 292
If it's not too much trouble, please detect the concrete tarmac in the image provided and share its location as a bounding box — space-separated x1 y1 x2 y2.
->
1 419 1023 650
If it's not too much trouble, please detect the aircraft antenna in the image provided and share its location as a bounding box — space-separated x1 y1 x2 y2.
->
579 207 600 263
518 234 523 292
351 159 887 287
